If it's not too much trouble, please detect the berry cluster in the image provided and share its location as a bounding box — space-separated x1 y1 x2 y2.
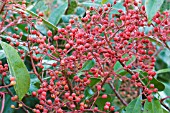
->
0 0 170 113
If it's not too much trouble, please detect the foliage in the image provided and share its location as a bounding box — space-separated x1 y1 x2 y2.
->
0 0 170 113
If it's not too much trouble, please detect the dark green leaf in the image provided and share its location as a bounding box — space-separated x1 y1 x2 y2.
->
1 42 30 100
89 78 101 87
125 96 142 113
81 59 95 71
145 0 164 22
143 98 164 113
66 1 77 14
135 69 165 91
48 3 68 25
95 95 113 110
84 87 94 100
0 91 16 113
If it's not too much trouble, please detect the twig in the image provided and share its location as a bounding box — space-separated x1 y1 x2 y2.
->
0 92 5 113
109 82 128 106
62 70 78 107
28 43 43 83
160 96 170 102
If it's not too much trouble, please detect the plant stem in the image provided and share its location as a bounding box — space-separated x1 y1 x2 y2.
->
109 82 128 106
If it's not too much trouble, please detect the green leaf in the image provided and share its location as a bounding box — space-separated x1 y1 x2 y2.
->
89 78 101 87
126 55 136 65
84 87 94 100
145 0 164 22
66 1 77 14
1 42 30 100
101 83 114 94
0 50 5 59
125 96 142 113
81 59 95 71
143 98 164 113
76 7 85 17
48 3 68 25
25 9 58 31
135 69 165 91
95 95 113 110
156 68 170 74
80 2 101 7
101 0 108 4
114 61 123 71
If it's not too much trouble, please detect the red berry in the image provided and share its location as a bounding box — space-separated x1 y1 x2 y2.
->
110 106 115 111
102 94 107 99
47 30 52 37
104 105 109 110
65 43 70 49
32 92 37 97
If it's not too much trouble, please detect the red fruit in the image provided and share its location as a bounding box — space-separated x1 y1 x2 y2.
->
148 76 153 81
47 30 52 37
110 106 115 111
38 12 44 17
131 75 136 80
102 94 107 99
147 95 152 102
104 105 109 110
150 84 154 88
105 102 110 106
97 85 101 91
47 100 52 105
32 92 37 97
65 43 70 49
153 88 158 93
70 104 75 108
10 77 15 81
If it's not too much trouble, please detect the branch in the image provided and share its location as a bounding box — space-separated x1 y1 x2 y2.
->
109 82 128 106
0 1 6 13
62 70 78 107
28 43 43 83
0 92 5 113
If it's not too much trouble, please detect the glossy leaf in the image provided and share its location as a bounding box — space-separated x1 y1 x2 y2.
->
157 68 170 74
143 98 164 113
95 95 113 110
135 69 165 91
48 3 68 25
1 42 30 100
0 50 5 59
145 0 164 22
125 96 142 113
89 78 101 87
84 87 94 100
66 1 77 14
25 9 58 31
81 59 96 71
